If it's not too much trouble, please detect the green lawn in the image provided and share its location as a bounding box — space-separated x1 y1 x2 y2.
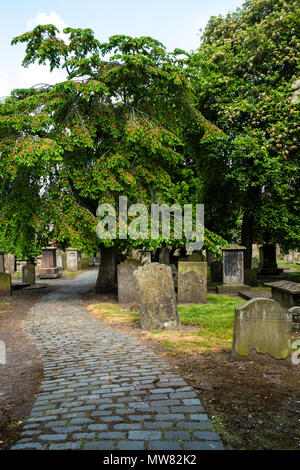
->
277 258 300 272
88 294 245 353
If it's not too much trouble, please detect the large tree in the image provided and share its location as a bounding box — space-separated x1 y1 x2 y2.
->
0 26 225 291
188 0 300 266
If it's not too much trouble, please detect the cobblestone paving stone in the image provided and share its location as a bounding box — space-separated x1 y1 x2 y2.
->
12 270 223 451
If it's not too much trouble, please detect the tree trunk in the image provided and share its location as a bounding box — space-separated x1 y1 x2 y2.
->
95 246 117 294
241 212 254 269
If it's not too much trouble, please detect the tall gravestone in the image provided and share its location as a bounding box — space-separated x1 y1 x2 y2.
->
217 245 246 294
4 254 15 276
66 248 80 272
210 260 223 283
259 244 282 275
117 259 142 304
178 261 207 303
39 247 61 279
56 249 66 270
0 273 11 296
22 265 35 285
233 298 292 361
134 263 180 331
288 306 300 333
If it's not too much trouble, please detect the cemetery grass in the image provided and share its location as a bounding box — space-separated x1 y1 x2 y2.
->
87 295 245 351
85 293 300 450
0 288 56 450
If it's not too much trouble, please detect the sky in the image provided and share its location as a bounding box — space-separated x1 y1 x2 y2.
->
0 0 244 97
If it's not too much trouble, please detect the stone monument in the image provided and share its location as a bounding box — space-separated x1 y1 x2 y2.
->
22 265 36 285
117 259 142 304
4 254 15 276
233 298 292 361
0 273 12 296
217 245 246 294
66 248 80 272
259 244 283 275
134 263 180 331
178 261 207 303
39 247 61 279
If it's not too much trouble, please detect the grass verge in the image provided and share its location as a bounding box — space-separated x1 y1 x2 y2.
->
87 294 245 353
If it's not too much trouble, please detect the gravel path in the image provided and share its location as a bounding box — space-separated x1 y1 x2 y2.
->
12 270 223 451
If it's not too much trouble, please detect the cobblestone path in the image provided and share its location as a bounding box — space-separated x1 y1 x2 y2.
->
12 270 223 451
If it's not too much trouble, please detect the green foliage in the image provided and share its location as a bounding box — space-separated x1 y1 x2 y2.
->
0 28 225 257
188 0 300 249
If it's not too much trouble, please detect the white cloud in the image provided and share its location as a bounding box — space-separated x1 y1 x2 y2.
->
14 12 69 92
27 11 69 41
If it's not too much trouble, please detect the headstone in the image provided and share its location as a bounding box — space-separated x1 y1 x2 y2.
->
265 280 300 309
244 268 258 287
217 245 246 294
66 248 80 272
0 273 12 296
259 244 283 275
210 260 223 283
134 263 180 331
178 261 207 303
22 265 35 285
233 298 292 361
16 259 27 273
56 249 66 270
251 257 259 269
117 259 142 304
35 256 42 275
159 247 170 265
252 244 260 259
131 250 151 264
276 245 281 258
39 247 61 279
4 254 15 276
288 306 300 333
0 252 5 273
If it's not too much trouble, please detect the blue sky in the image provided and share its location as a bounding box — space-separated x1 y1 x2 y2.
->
0 0 244 97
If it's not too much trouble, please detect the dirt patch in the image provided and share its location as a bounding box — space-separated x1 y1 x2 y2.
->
0 287 56 450
83 292 300 450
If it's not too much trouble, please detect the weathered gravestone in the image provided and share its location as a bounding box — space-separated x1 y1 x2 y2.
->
4 254 15 276
117 259 142 304
217 245 246 294
134 263 180 330
210 260 223 283
259 244 283 275
56 249 66 270
0 252 5 273
66 248 80 272
265 280 300 309
233 298 292 361
39 247 61 279
244 268 258 287
178 261 207 303
288 306 300 333
22 265 35 285
0 273 12 296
